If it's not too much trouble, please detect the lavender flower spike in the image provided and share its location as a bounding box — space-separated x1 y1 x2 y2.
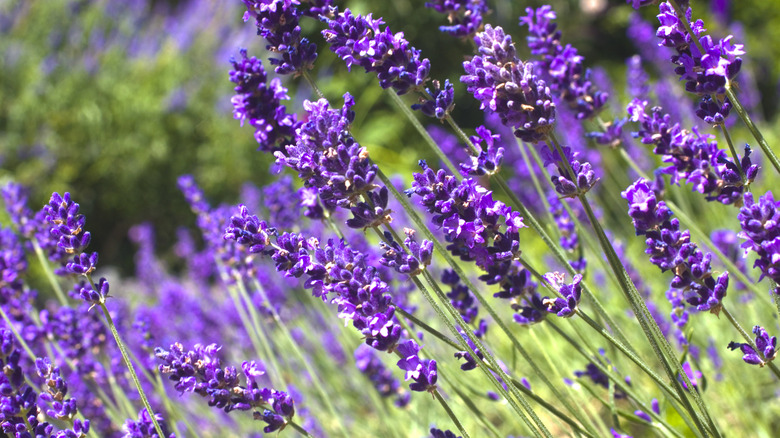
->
322 9 431 95
728 326 778 367
425 0 488 39
461 24 556 143
541 272 582 317
738 191 780 294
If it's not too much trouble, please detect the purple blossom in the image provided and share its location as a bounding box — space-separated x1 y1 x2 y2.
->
623 179 729 318
413 79 455 119
540 144 598 198
396 339 438 392
459 125 504 176
727 326 777 367
738 191 780 294
240 0 319 75
548 196 585 271
425 0 488 38
229 49 298 152
627 98 757 204
379 228 433 276
322 9 431 95
442 269 486 336
627 0 656 9
354 344 410 407
155 343 295 431
655 2 743 124
461 24 556 143
122 409 174 438
678 361 702 391
430 427 462 438
541 272 582 317
519 6 608 120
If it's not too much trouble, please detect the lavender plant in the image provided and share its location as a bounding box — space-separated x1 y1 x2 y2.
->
4 0 780 437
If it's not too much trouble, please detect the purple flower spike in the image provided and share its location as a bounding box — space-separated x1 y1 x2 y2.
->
425 0 488 38
541 272 582 317
224 205 275 254
123 408 174 438
229 49 298 152
623 178 729 320
78 277 110 306
322 9 431 95
396 340 438 393
520 6 608 120
541 144 598 197
460 125 504 176
461 24 556 143
380 228 433 276
728 326 778 367
241 0 319 75
355 344 410 407
430 427 462 438
738 191 780 293
655 2 743 124
413 79 455 119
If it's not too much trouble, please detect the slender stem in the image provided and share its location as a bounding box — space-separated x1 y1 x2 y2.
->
386 90 461 177
31 239 68 305
97 301 166 438
434 390 472 438
288 419 316 438
302 70 325 99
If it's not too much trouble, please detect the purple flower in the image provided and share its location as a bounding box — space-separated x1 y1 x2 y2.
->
655 2 743 124
122 408 174 438
413 79 455 119
155 343 295 430
627 0 657 9
425 0 488 38
727 326 777 367
240 0 319 75
548 196 585 271
520 6 608 120
354 344 410 407
229 49 298 152
442 269 486 335
738 191 780 294
459 125 504 176
379 228 433 276
396 339 438 392
627 98 757 204
223 205 275 254
430 427 462 438
541 272 582 317
540 144 598 198
623 179 729 317
322 9 431 95
461 24 556 143
678 361 702 391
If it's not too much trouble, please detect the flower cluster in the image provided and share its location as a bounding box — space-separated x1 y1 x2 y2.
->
540 144 598 198
520 6 608 120
627 98 757 205
0 330 90 437
240 0 323 75
354 344 411 407
396 340 438 393
122 409 175 438
728 326 777 367
412 79 455 120
461 24 556 143
430 427 462 438
155 343 294 432
223 207 438 392
322 9 431 95
655 2 744 123
409 162 547 324
442 269 487 337
229 49 298 152
623 179 729 320
425 0 488 38
541 272 582 318
738 191 780 294
379 228 434 276
275 93 391 229
459 125 504 177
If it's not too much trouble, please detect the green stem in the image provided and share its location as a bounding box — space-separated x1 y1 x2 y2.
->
96 298 165 438
434 390 472 438
31 238 67 305
386 90 461 177
288 419 316 438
